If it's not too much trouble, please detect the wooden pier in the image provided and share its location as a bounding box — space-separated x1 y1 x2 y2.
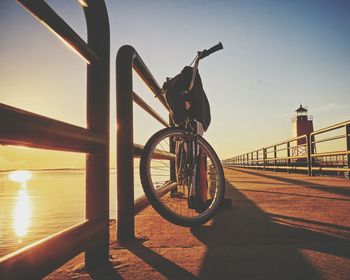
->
46 168 350 280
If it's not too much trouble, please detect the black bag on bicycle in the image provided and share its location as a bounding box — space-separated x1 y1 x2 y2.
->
163 66 211 131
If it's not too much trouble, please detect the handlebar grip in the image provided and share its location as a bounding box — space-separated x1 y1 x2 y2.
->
200 42 223 59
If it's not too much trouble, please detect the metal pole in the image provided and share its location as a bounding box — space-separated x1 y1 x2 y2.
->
274 146 277 172
287 142 291 173
116 46 135 242
307 135 312 176
263 148 266 170
84 1 110 268
346 124 350 179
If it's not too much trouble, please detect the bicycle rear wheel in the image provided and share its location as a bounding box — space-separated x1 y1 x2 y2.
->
140 127 225 227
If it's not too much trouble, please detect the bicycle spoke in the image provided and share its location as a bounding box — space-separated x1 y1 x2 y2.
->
140 128 225 227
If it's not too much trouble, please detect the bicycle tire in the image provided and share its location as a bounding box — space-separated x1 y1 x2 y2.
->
140 127 225 227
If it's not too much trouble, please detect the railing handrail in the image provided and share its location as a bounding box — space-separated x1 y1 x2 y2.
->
116 45 172 242
264 135 307 150
18 0 99 63
311 120 350 136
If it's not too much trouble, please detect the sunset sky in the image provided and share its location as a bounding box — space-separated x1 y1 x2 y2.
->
1 0 349 170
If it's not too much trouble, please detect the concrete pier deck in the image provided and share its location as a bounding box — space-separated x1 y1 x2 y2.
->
46 168 350 279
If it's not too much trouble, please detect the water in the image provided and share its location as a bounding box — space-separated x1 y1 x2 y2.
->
0 169 144 258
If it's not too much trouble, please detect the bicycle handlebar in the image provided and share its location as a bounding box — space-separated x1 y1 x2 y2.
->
199 42 223 59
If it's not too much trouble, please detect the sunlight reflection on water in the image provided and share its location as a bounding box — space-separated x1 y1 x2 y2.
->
13 189 30 238
9 170 32 238
0 169 144 257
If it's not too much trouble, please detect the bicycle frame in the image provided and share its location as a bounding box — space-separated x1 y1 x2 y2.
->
166 42 223 203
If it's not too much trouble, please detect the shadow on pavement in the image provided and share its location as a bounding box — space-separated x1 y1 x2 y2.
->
238 188 350 202
190 181 350 279
122 239 197 280
86 261 123 280
230 168 350 197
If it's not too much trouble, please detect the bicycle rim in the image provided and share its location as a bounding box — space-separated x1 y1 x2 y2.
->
140 127 225 226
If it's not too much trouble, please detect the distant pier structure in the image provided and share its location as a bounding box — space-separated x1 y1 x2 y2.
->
292 105 314 156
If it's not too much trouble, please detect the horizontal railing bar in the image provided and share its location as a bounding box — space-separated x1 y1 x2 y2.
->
133 143 175 160
288 144 308 149
247 155 307 163
311 150 350 157
265 155 308 161
0 220 107 279
226 165 310 171
286 155 308 160
313 122 350 136
133 91 169 127
273 166 309 170
245 159 264 163
311 167 350 172
227 164 349 171
133 143 143 158
153 181 177 196
134 182 177 215
0 103 105 152
312 134 346 144
264 135 307 149
273 147 288 153
17 0 99 64
264 144 306 153
131 52 169 110
311 120 350 136
134 195 150 215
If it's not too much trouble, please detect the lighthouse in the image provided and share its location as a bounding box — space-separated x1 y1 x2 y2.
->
292 105 314 155
293 105 314 139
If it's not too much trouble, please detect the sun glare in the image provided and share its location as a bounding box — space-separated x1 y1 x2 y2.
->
13 189 31 238
9 170 32 184
8 170 33 237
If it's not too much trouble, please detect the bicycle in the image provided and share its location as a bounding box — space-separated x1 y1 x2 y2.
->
140 43 225 227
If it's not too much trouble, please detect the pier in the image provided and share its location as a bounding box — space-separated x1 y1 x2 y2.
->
1 1 350 279
45 167 350 279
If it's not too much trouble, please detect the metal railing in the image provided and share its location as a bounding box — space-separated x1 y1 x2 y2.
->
310 120 350 176
0 0 110 278
223 120 350 178
116 45 175 242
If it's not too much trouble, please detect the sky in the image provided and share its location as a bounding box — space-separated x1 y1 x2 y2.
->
0 0 349 170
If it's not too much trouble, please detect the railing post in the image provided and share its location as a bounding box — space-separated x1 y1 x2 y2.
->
84 1 110 268
263 148 266 170
346 124 350 179
116 46 136 242
287 142 291 173
307 135 312 176
274 146 277 172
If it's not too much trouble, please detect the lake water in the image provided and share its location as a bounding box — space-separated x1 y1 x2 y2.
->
0 169 144 258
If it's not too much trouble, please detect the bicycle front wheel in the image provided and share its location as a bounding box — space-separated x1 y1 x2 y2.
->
140 127 225 227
